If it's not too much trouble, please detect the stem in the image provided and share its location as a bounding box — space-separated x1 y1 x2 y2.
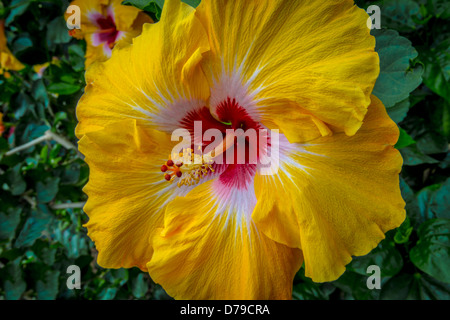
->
51 202 86 210
5 133 50 156
5 130 83 158
23 195 36 208
45 130 77 151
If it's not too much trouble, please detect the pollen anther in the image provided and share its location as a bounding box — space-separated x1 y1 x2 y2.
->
161 148 215 187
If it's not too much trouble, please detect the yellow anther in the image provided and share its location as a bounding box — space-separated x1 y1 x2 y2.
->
162 148 215 187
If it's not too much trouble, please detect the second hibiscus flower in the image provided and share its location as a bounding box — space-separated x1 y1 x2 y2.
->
66 0 152 67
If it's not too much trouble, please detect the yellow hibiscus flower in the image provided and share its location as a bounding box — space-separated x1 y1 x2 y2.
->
66 0 152 67
75 0 406 299
0 20 25 78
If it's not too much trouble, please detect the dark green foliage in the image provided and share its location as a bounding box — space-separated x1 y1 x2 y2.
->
0 0 448 300
0 0 163 300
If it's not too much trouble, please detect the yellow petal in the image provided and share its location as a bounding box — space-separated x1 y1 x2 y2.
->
0 20 25 72
109 0 144 31
147 180 303 300
196 0 379 142
253 96 405 282
75 0 210 138
78 119 176 271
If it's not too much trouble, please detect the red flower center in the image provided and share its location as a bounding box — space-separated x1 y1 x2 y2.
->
162 98 266 189
95 14 119 48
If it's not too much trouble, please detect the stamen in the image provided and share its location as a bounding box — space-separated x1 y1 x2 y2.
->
161 148 215 187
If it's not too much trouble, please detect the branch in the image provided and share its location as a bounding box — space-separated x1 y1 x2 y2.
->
5 130 83 158
51 202 86 210
23 195 37 208
5 133 49 156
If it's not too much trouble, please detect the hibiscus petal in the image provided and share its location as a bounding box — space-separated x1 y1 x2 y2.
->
147 180 303 299
109 0 141 31
0 21 25 72
78 119 177 271
196 0 379 142
253 96 406 282
76 0 210 138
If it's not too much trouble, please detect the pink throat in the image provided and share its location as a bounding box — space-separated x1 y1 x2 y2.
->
93 12 119 47
179 98 266 190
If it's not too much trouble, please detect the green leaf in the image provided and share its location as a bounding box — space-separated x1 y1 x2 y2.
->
106 268 129 287
349 239 403 277
292 282 330 300
378 0 421 32
372 28 423 108
61 162 81 185
46 17 72 46
122 0 162 9
12 36 33 55
151 284 172 300
20 124 50 145
68 44 86 72
47 83 81 95
381 273 450 300
36 270 60 300
36 177 60 203
33 240 57 265
5 0 30 26
14 209 52 248
5 163 26 196
400 177 422 226
182 0 201 8
395 127 415 149
417 184 441 222
417 179 450 221
131 273 148 299
2 257 26 300
32 79 49 109
420 38 450 102
387 98 410 124
394 216 413 244
426 0 450 19
416 131 449 155
292 268 332 300
122 0 164 19
0 206 21 241
14 92 33 119
400 144 439 166
410 218 450 284
429 179 450 220
443 100 450 139
99 287 118 300
332 270 385 300
54 229 88 259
